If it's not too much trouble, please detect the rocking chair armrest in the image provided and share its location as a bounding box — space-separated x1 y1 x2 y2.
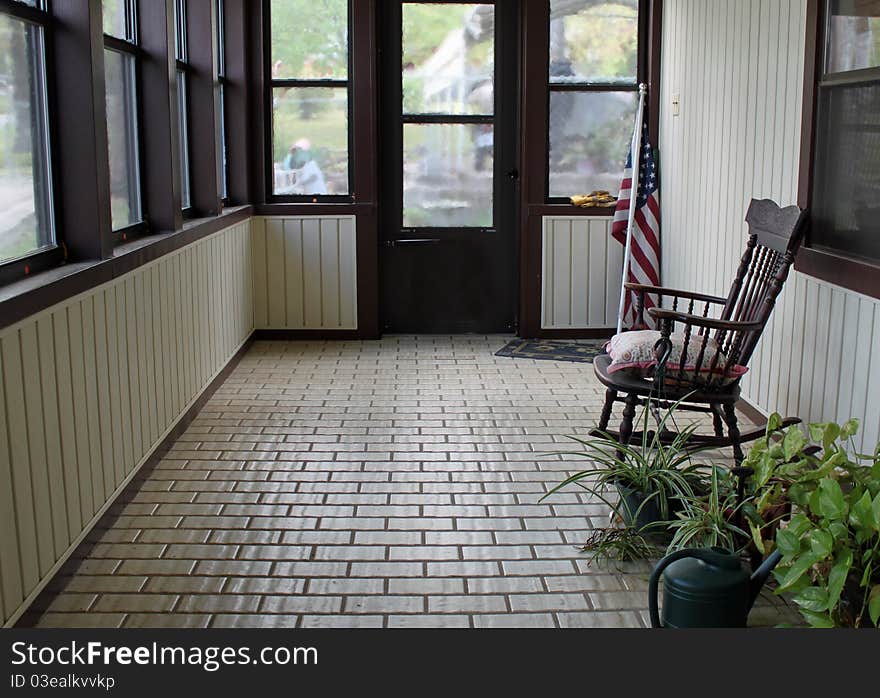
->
648 307 763 333
624 283 728 306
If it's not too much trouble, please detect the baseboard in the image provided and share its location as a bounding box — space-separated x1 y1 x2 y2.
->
10 334 254 628
253 329 372 340
736 394 769 426
529 328 614 340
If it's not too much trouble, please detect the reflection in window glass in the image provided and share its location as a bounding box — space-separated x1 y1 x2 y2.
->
403 123 493 228
402 3 494 115
271 0 348 79
548 90 637 198
177 71 191 208
826 0 880 73
549 0 638 83
102 0 128 40
0 14 54 264
812 80 880 264
272 87 348 196
105 49 142 230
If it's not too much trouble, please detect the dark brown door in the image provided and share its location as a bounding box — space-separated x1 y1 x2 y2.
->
379 0 519 333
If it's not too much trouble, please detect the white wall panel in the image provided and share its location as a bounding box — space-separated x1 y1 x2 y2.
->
541 216 623 330
0 219 253 626
659 0 880 452
251 216 358 330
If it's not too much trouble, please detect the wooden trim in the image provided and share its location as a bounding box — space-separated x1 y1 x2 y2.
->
253 329 368 341
14 334 255 628
52 0 114 261
0 207 252 333
648 0 663 145
185 0 222 217
531 328 614 340
798 0 821 213
138 0 183 232
248 0 267 205
528 204 615 217
736 395 768 427
222 0 251 205
796 246 880 299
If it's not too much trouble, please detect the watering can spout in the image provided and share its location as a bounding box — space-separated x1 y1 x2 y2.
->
748 549 783 608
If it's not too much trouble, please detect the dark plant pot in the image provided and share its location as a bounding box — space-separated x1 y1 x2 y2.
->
615 483 680 531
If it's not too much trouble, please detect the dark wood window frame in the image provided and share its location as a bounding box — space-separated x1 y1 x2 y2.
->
103 0 149 242
0 0 252 330
797 0 880 300
545 0 651 204
263 0 354 204
216 0 229 203
0 0 63 286
518 0 661 337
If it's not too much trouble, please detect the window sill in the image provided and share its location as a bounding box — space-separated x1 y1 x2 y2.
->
0 205 252 333
527 203 616 217
795 245 880 300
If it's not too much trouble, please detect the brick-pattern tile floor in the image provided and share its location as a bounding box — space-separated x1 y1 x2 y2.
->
23 336 799 628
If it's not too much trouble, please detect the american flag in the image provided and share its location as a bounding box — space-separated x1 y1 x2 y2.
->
611 119 661 329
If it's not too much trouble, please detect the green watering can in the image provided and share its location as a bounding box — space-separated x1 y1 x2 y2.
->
649 547 782 628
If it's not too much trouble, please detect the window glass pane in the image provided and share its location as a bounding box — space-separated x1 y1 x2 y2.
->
0 15 54 264
548 90 636 198
549 0 639 83
177 71 191 208
270 0 348 80
105 49 142 230
826 0 880 73
102 0 128 40
402 3 494 115
403 123 493 228
272 87 348 195
812 80 880 265
219 83 227 199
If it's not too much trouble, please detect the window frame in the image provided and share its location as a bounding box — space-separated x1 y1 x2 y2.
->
797 0 880 299
216 0 228 203
545 0 650 204
0 0 62 286
103 0 148 242
174 0 194 215
263 0 355 203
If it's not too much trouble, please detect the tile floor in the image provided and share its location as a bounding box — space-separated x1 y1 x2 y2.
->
23 336 798 628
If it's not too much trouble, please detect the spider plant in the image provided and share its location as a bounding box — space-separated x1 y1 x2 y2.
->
666 465 752 553
542 396 710 534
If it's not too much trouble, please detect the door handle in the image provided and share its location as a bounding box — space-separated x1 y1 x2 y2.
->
385 239 442 248
506 169 519 181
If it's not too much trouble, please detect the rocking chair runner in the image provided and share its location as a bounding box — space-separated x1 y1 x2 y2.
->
593 198 809 463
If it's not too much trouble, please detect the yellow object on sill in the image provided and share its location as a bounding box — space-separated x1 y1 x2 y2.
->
570 191 617 208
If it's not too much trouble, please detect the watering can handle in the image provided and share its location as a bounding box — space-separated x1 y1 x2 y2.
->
648 548 718 628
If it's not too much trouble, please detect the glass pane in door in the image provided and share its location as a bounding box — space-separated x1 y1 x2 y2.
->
402 3 495 115
403 123 493 228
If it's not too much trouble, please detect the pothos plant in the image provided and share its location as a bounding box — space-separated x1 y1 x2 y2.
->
747 416 880 628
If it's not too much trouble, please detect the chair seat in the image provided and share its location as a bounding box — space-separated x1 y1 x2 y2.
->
592 353 741 404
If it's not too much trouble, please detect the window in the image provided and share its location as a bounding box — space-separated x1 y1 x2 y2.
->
216 0 228 201
268 0 350 198
799 0 880 298
0 1 55 267
102 0 144 234
175 0 192 210
547 0 640 199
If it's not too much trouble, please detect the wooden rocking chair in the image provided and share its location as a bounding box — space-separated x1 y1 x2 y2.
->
592 199 808 463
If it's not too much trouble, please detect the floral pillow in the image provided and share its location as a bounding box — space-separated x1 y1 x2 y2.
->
605 330 748 384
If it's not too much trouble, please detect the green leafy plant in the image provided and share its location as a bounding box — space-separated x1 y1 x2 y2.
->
543 398 710 561
762 418 880 628
667 465 752 553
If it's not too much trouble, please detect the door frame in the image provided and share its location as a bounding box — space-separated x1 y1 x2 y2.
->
377 0 522 334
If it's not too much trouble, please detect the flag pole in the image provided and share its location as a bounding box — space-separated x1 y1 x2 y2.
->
617 83 649 335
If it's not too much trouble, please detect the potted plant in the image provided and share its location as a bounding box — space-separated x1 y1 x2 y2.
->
764 419 880 628
543 398 709 561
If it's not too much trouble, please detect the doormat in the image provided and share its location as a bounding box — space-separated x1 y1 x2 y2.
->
494 338 607 363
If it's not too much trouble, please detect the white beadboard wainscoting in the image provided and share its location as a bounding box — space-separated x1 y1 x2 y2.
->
659 0 880 451
251 216 358 330
0 219 254 626
541 216 623 330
